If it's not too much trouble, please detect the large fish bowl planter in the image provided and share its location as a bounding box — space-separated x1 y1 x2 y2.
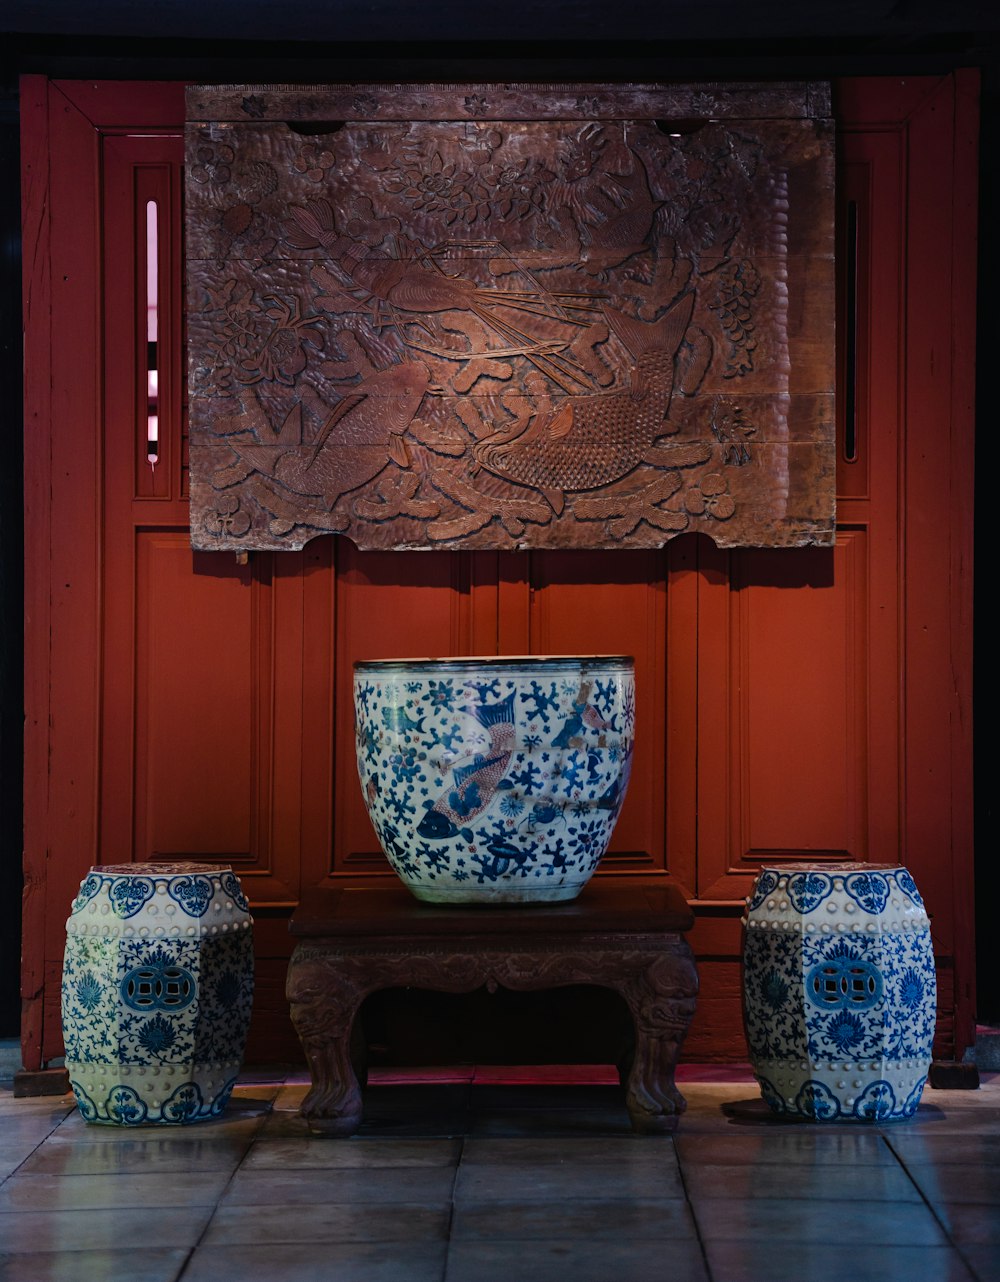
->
61 863 254 1125
742 863 936 1122
354 655 635 905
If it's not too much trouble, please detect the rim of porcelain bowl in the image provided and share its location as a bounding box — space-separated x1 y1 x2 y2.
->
354 654 634 671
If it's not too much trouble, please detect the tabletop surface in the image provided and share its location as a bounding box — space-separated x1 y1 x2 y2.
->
290 879 694 939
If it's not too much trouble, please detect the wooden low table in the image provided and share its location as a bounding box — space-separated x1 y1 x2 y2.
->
286 880 698 1135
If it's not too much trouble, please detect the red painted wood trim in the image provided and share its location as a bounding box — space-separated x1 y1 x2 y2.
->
948 68 978 1054
20 75 53 1073
46 81 186 129
891 72 978 1057
664 537 698 900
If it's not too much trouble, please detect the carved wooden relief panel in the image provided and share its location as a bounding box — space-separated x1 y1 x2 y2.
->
186 83 835 551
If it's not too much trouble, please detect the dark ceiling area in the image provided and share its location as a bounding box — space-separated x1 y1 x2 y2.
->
2 1 1000 83
1 0 999 45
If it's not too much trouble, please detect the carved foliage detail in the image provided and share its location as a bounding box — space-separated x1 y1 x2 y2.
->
285 935 698 1132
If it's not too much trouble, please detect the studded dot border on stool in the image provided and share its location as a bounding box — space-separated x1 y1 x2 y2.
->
741 863 936 1122
61 862 254 1125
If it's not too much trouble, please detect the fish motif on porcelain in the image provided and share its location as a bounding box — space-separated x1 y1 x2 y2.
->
355 656 635 904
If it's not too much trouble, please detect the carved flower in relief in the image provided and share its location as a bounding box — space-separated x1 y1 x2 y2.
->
204 495 251 538
222 204 254 236
352 92 379 116
354 129 397 172
458 124 503 168
685 473 735 520
293 144 336 183
476 158 549 221
235 296 321 386
190 142 235 186
383 152 478 224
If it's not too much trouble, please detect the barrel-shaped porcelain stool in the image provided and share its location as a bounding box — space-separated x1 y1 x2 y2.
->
61 862 254 1125
742 863 935 1122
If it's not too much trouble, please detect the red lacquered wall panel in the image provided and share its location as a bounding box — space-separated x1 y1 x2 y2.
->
21 74 976 1068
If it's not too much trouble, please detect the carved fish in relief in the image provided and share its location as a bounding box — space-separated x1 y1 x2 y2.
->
472 293 706 514
228 361 429 505
417 692 517 841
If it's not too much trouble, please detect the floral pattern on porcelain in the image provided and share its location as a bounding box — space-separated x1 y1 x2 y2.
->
354 656 635 904
62 863 254 1125
742 862 936 1123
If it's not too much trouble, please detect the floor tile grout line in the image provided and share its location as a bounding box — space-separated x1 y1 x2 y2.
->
0 1100 77 1189
441 1135 467 1282
878 1127 984 1281
673 1137 716 1282
173 1086 281 1282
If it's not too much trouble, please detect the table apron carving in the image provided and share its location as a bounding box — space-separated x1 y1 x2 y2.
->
286 932 698 1136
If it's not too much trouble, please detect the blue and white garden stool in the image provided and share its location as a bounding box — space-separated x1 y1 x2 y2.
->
742 862 936 1122
61 862 254 1125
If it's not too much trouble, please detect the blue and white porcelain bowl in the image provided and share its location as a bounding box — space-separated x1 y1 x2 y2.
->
62 862 254 1125
354 655 635 905
742 862 936 1122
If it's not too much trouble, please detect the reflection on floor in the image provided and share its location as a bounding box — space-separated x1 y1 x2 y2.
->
1 1065 998 1281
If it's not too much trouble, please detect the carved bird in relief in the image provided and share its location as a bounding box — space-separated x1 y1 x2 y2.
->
285 199 601 394
472 293 709 514
546 127 660 273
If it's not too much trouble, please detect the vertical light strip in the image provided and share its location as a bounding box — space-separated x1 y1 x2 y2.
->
146 199 159 471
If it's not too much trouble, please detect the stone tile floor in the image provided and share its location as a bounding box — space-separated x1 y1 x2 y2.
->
0 1066 997 1281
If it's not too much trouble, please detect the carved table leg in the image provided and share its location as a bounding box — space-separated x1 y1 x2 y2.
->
286 947 366 1136
621 944 699 1135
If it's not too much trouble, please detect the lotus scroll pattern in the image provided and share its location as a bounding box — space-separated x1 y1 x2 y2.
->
742 863 936 1122
61 863 254 1125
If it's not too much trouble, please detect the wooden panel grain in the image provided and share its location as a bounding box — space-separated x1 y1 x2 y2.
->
133 533 260 857
21 75 57 1069
527 550 667 871
696 530 868 901
737 531 866 856
834 128 904 864
23 83 106 1066
331 543 481 876
664 536 699 899
99 130 302 911
902 73 977 1050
